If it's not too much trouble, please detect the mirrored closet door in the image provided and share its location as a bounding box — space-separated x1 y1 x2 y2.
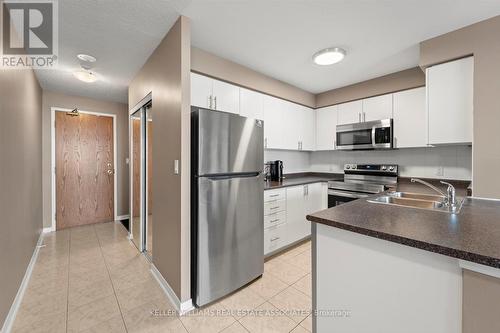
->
130 100 153 258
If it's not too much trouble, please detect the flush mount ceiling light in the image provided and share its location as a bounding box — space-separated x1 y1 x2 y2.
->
73 69 98 83
77 53 97 63
313 47 346 65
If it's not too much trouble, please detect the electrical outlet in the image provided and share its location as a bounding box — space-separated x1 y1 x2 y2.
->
436 166 444 177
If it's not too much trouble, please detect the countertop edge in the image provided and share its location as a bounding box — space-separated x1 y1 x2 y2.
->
264 179 330 190
306 214 500 270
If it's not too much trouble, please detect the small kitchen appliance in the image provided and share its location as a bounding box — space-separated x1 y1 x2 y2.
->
269 160 284 182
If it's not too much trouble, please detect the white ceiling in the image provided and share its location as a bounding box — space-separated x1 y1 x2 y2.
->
36 0 500 103
35 0 191 103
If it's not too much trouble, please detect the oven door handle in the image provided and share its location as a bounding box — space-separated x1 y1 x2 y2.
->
328 189 370 199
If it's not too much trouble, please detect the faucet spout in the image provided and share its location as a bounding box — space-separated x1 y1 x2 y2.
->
410 178 447 197
410 178 457 208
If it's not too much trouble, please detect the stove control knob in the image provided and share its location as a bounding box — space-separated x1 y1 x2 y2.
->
381 165 387 171
352 165 357 170
389 166 395 171
345 165 350 170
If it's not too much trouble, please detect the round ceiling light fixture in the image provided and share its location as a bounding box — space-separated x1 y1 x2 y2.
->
77 53 97 63
313 47 346 65
73 69 98 83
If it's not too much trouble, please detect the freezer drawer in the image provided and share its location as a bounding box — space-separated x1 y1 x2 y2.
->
196 173 264 306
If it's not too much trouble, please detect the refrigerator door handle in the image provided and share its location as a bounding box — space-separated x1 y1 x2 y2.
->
204 172 261 181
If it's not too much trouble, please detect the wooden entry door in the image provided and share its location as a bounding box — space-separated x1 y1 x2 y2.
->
55 112 114 229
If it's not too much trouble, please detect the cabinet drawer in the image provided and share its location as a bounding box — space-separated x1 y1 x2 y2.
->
264 189 286 202
264 223 286 255
264 200 285 215
264 211 286 229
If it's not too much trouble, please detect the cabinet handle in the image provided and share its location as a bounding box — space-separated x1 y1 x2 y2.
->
363 112 366 122
270 219 280 223
270 237 280 242
270 206 279 210
269 194 280 197
358 113 361 122
214 96 217 110
264 138 268 149
208 96 212 109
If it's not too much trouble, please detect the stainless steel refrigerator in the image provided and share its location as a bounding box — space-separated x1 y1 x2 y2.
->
191 107 264 307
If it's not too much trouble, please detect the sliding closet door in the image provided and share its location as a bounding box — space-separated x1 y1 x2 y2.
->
130 102 153 256
131 110 143 250
145 104 153 256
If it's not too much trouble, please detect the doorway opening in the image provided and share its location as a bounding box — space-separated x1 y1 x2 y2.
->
51 108 117 230
130 98 153 258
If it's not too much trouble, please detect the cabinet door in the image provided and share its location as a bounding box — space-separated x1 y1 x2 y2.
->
298 105 315 151
337 100 362 125
191 72 213 108
263 95 286 149
362 94 393 121
393 87 427 148
427 56 473 145
306 183 324 216
212 79 240 114
286 185 309 243
282 100 301 150
315 105 338 150
240 88 264 120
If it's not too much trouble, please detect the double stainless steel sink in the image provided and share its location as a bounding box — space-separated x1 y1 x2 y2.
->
368 191 464 214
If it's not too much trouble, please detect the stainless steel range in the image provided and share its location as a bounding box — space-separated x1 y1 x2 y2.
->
328 164 398 208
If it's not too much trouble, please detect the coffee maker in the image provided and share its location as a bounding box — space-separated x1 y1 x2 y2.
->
265 160 284 182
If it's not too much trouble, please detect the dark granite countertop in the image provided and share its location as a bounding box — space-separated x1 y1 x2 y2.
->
264 172 342 190
307 183 500 269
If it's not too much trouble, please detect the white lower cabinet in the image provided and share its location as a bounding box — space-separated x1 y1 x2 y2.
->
264 183 327 256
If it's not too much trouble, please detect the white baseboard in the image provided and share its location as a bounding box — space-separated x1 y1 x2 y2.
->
116 215 130 221
150 264 194 315
42 226 55 233
1 232 44 333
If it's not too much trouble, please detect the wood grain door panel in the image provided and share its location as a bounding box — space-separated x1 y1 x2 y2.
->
56 112 114 229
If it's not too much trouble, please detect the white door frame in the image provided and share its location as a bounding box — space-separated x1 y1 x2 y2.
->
50 107 118 231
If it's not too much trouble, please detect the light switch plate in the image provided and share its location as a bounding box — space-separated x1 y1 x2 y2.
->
174 160 179 174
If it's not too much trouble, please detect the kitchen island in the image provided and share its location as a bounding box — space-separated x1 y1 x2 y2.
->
306 189 500 333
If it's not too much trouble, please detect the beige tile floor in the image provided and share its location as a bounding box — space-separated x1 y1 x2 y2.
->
11 222 312 333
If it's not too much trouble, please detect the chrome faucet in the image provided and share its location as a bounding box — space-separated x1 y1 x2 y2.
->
410 178 457 207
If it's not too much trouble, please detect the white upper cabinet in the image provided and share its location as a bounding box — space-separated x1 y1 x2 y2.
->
240 88 264 120
212 79 240 114
298 105 315 151
315 105 338 151
362 94 393 121
263 95 286 149
426 56 473 145
191 72 213 109
337 100 363 125
393 87 427 148
190 72 240 114
263 96 314 151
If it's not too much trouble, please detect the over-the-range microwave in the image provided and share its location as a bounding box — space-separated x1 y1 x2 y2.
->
336 119 393 150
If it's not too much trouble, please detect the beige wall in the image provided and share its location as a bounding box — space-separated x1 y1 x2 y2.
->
420 15 500 198
192 47 316 108
129 16 191 301
315 67 425 108
462 270 500 333
41 91 129 228
0 67 42 326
